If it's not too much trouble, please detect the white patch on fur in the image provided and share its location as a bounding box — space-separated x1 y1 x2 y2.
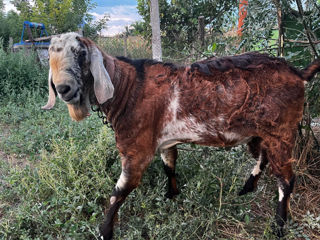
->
223 132 241 141
158 86 208 149
160 150 174 168
279 187 284 202
222 132 252 145
115 172 127 190
50 32 82 55
252 154 262 176
110 196 116 205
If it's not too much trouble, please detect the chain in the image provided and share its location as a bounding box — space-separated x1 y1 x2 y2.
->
91 105 113 129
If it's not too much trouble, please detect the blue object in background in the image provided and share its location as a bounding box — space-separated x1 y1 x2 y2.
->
13 21 50 48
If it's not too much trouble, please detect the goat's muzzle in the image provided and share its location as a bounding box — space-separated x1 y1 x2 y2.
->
56 84 80 104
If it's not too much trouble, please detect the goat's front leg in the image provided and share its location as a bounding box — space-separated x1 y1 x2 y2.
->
160 146 179 199
239 137 268 196
100 153 153 240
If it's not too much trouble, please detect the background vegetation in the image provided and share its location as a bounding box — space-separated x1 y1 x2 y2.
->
0 0 320 239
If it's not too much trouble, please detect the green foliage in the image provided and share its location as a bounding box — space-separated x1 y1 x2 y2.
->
136 0 237 59
0 10 23 49
11 0 96 35
241 0 277 54
0 43 48 98
0 0 104 46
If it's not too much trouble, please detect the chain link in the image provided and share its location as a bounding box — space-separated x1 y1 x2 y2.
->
91 105 113 129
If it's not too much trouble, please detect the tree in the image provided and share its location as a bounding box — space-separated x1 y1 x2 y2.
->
0 0 4 11
242 0 319 65
94 13 109 37
11 0 96 35
137 0 237 59
0 9 23 49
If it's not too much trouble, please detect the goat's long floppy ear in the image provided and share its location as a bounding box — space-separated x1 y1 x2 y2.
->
90 47 114 104
41 69 56 110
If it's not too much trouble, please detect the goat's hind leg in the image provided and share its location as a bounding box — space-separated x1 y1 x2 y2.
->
160 146 179 199
274 158 295 237
239 137 268 196
266 139 295 237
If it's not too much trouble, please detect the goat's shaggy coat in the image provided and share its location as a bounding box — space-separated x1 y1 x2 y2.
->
43 33 320 239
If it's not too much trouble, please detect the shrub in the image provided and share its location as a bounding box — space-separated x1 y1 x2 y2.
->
0 41 48 99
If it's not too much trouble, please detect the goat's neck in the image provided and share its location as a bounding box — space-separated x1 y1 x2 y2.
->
100 56 137 129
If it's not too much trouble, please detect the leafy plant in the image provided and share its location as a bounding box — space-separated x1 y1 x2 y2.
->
0 42 48 98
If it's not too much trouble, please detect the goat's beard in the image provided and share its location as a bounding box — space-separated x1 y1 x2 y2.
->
67 103 90 121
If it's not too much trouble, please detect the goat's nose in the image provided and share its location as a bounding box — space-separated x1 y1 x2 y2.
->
56 84 71 95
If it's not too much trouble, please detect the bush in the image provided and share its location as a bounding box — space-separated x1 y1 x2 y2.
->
0 41 48 99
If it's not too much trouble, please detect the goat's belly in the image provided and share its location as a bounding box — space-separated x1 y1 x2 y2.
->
157 120 252 149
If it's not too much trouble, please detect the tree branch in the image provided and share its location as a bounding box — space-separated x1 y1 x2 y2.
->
285 39 320 44
295 0 319 58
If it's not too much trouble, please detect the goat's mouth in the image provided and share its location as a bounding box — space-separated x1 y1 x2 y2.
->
61 89 80 104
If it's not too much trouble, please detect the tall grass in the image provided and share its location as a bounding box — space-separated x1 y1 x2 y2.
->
0 42 48 99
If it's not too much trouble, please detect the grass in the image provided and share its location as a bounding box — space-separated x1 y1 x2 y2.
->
0 40 320 240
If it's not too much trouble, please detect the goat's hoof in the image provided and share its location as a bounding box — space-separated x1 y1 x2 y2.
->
100 231 113 240
238 189 248 196
238 187 253 196
99 226 113 240
272 223 285 239
165 190 179 199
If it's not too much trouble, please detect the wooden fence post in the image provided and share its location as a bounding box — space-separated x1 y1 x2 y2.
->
9 37 13 52
198 16 205 48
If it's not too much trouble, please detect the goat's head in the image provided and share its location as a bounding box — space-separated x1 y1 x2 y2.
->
42 32 114 121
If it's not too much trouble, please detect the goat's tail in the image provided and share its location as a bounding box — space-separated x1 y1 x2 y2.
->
302 59 320 82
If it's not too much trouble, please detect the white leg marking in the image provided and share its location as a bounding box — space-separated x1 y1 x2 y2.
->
251 154 262 176
115 172 127 190
278 186 284 202
110 196 116 205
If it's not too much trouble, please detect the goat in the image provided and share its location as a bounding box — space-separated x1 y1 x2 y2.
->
42 32 320 239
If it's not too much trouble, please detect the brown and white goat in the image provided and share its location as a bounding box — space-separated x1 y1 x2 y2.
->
42 32 320 239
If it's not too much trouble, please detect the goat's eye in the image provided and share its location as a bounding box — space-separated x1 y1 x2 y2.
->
79 50 86 57
78 50 87 66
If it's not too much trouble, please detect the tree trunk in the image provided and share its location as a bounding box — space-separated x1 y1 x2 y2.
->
124 34 128 57
198 16 205 48
272 0 284 57
150 0 162 61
